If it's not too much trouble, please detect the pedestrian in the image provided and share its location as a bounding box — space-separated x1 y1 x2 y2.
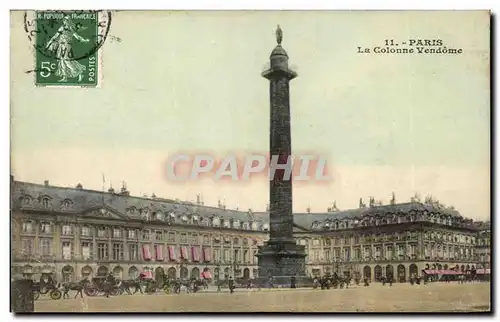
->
290 275 296 289
105 273 115 298
228 276 234 294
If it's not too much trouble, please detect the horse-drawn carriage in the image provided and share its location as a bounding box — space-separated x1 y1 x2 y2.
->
32 280 62 300
84 276 121 297
31 273 62 300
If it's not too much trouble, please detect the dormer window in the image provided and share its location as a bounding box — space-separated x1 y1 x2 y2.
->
251 222 259 230
223 219 230 228
61 199 73 209
157 212 164 221
127 207 137 215
233 220 240 229
41 197 50 208
181 215 188 222
213 216 220 227
263 223 269 231
242 222 249 230
192 215 199 223
22 195 32 205
345 221 349 228
335 222 339 229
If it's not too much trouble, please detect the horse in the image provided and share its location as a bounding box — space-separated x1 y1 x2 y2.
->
120 279 143 295
62 279 89 299
191 279 208 292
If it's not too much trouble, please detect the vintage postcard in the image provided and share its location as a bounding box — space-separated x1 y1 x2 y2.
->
10 10 491 313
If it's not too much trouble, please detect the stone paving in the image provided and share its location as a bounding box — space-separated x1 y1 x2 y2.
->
34 282 490 313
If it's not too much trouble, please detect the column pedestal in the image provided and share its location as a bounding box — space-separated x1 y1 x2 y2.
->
256 241 312 287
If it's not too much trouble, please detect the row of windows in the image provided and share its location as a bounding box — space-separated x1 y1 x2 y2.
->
307 246 476 263
20 196 271 231
20 222 261 245
298 231 477 247
313 213 472 230
128 209 269 231
19 238 258 264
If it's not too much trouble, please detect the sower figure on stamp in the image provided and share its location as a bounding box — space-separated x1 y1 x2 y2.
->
45 16 90 83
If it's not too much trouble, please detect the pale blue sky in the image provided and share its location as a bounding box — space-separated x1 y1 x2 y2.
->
10 11 490 219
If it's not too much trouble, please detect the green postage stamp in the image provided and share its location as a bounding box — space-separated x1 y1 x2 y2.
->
24 10 112 87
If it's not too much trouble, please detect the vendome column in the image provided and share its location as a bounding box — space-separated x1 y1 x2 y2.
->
256 26 308 286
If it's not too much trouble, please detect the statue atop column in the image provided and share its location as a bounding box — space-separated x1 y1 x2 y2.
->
276 25 283 45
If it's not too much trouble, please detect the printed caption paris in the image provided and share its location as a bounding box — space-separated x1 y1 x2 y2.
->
357 39 464 55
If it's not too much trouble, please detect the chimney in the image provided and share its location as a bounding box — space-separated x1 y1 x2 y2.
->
76 183 83 189
196 194 201 205
44 180 49 186
120 182 130 196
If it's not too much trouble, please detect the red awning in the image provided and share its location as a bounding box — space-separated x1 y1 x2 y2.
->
168 246 176 260
155 245 164 261
201 271 212 279
141 271 153 279
203 248 211 261
180 246 188 259
192 247 200 262
142 245 152 260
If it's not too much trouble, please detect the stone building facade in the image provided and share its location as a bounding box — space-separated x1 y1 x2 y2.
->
474 221 491 270
292 200 480 281
11 179 485 283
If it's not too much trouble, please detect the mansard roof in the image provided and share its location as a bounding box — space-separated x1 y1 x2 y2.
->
11 180 466 230
11 181 264 223
292 202 462 230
